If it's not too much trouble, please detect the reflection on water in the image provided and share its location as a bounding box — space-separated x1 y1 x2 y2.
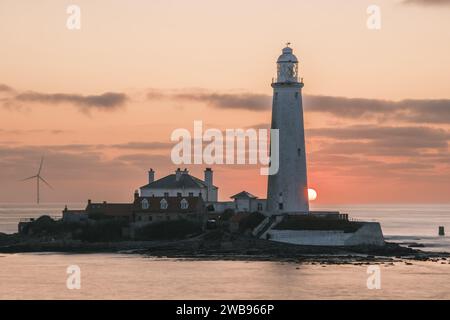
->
0 253 449 300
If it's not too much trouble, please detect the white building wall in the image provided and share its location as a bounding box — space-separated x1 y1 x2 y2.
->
140 187 207 200
235 198 251 212
266 83 309 214
250 199 267 212
205 201 234 213
267 222 385 247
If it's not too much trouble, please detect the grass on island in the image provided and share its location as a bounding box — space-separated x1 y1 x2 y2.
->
274 215 362 233
135 220 203 241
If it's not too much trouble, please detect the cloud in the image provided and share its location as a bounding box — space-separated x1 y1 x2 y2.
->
307 125 450 150
147 89 271 111
0 145 174 202
0 84 14 92
111 142 173 150
147 89 450 124
403 0 450 5
304 124 450 179
0 83 128 113
0 129 69 135
0 141 174 153
114 153 171 168
14 91 128 112
304 95 450 124
175 92 270 111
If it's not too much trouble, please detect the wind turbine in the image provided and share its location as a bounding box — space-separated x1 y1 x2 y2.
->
21 156 53 204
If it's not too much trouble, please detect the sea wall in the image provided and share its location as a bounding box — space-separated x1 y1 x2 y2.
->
267 222 385 247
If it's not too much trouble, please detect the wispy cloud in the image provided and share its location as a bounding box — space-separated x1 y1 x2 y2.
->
147 89 271 111
0 84 14 92
0 141 174 153
111 142 174 150
304 95 450 124
403 0 450 5
15 91 128 112
0 84 128 114
307 125 450 150
147 89 450 124
305 124 450 179
0 145 172 202
173 92 270 111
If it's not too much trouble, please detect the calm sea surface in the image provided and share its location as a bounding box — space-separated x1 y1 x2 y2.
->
0 203 449 299
0 253 449 299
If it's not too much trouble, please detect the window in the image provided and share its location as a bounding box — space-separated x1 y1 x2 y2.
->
148 216 153 221
298 148 301 157
180 198 189 209
164 192 169 197
257 203 263 211
188 192 194 197
279 203 283 210
160 198 168 210
141 199 149 210
295 92 299 99
177 192 182 197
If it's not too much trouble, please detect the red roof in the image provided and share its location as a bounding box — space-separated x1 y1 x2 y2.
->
86 202 133 217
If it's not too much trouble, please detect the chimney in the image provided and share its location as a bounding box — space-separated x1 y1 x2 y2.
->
148 169 155 184
134 190 139 201
204 168 213 188
175 168 182 181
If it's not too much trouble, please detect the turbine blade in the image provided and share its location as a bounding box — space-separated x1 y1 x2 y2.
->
20 175 37 181
38 156 44 175
39 176 53 189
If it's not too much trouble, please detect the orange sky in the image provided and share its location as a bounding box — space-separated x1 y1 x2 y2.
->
1 0 450 204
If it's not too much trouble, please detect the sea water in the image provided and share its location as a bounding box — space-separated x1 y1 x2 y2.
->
0 203 449 299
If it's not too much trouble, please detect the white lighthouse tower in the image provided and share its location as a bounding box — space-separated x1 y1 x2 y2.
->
266 44 309 214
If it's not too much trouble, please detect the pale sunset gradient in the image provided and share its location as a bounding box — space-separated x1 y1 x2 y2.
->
1 0 449 204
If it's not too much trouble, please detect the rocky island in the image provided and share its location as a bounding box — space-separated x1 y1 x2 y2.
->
0 214 448 265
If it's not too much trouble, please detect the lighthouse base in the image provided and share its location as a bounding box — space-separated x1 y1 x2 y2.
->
257 212 385 247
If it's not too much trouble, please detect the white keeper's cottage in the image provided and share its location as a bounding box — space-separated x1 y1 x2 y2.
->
140 168 218 202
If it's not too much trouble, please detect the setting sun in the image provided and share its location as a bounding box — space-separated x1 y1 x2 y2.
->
308 188 318 201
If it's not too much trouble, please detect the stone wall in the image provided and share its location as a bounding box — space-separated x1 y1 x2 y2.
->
267 222 385 247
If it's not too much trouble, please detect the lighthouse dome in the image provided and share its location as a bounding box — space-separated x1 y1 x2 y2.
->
277 46 298 63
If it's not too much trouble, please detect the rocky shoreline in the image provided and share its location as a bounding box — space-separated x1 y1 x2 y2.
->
1 232 449 264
